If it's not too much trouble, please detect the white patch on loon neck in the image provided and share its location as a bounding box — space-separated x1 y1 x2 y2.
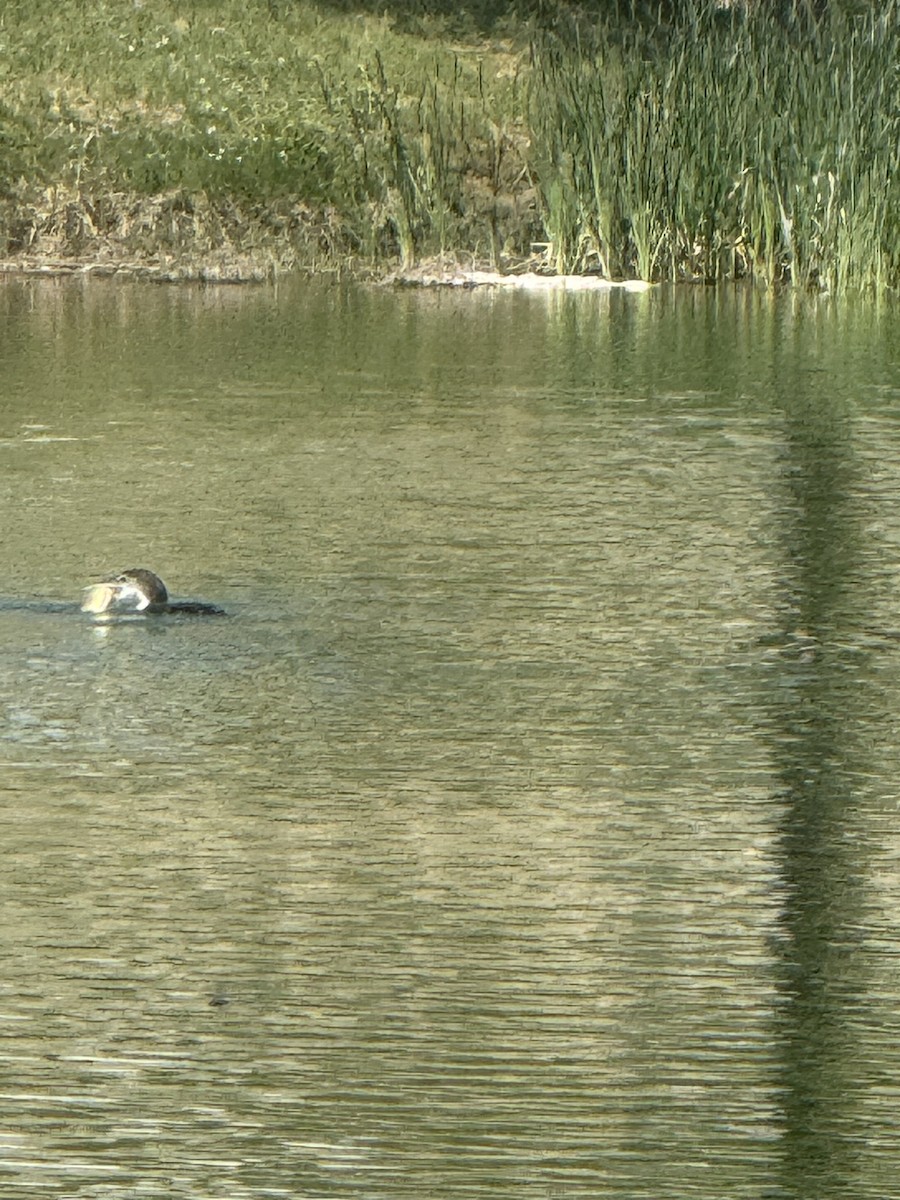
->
116 581 154 611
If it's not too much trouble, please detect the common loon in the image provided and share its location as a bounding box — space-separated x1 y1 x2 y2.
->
81 568 224 616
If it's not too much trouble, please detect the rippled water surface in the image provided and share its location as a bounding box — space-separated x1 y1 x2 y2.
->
2 277 900 1198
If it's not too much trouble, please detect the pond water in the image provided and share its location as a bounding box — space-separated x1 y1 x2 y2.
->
1 275 900 1199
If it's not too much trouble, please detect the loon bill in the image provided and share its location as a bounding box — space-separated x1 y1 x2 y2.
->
81 568 224 616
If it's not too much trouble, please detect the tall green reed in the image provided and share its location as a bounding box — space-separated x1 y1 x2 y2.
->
316 49 529 267
530 0 900 290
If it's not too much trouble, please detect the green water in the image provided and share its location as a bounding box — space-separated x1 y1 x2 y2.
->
1 276 900 1199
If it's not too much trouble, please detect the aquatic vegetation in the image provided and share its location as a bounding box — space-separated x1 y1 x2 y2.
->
529 0 900 289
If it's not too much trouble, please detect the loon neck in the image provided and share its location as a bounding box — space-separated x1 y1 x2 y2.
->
113 568 168 609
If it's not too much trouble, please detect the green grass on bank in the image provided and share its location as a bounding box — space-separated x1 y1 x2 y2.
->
0 0 534 274
0 0 897 289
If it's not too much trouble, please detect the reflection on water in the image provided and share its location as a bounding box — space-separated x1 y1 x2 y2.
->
1 277 900 1197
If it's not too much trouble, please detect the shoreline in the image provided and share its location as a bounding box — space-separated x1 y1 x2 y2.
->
0 249 657 291
0 253 655 290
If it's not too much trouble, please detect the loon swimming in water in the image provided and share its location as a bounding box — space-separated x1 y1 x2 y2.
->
81 568 224 616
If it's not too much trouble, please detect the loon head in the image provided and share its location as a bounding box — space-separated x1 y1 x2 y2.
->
82 568 168 614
